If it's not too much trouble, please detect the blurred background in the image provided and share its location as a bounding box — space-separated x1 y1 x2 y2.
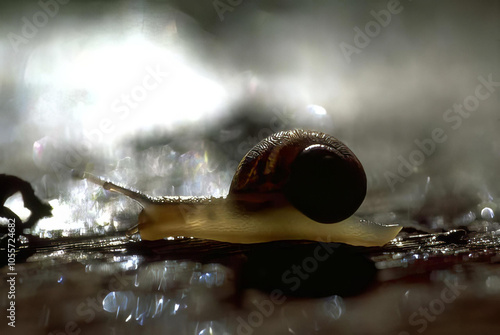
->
0 0 499 334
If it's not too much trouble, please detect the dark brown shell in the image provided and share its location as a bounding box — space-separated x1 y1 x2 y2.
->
228 129 367 223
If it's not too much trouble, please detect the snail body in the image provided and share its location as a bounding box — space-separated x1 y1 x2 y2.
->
135 197 400 245
79 130 401 246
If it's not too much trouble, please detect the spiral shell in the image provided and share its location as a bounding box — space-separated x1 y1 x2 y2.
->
229 129 367 223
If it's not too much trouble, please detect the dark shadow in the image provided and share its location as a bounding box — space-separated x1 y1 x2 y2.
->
0 174 53 266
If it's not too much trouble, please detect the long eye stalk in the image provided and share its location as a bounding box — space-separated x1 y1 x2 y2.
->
73 170 151 207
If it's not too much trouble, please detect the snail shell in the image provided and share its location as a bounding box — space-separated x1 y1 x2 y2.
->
229 129 367 223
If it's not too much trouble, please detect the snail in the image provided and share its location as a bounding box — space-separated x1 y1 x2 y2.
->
76 129 401 246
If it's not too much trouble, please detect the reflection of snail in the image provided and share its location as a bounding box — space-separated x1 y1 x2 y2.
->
77 130 401 246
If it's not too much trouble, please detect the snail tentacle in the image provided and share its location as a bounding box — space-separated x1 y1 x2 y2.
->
75 170 152 207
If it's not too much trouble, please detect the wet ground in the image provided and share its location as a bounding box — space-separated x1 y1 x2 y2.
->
2 225 500 335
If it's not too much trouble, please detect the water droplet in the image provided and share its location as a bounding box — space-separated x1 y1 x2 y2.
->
102 291 134 316
307 104 327 115
481 207 494 220
323 295 344 320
